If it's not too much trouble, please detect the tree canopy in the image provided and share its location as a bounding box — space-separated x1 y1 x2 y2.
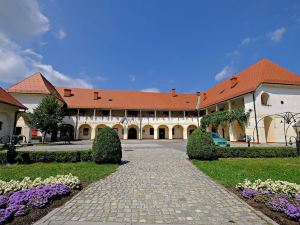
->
30 95 64 143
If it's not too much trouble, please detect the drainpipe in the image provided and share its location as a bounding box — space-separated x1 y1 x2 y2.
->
195 95 201 128
74 109 79 140
252 92 260 143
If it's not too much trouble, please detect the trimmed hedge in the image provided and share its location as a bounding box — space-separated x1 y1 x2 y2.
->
216 146 298 158
92 127 122 163
0 150 92 164
187 129 218 160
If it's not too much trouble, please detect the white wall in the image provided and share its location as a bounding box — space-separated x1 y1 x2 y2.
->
0 103 18 138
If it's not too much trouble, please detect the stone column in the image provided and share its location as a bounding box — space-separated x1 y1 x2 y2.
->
154 126 158 140
183 127 188 139
91 125 96 140
123 126 128 140
168 126 173 140
228 101 235 141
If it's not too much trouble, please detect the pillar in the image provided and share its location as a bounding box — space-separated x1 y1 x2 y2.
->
91 126 96 140
228 101 235 141
168 126 173 140
154 127 158 139
123 126 128 140
183 127 188 139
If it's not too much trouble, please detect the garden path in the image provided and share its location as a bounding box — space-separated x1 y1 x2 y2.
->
35 145 274 225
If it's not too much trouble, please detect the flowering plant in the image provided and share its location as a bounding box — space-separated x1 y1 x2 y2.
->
236 179 300 197
0 174 80 194
0 183 71 224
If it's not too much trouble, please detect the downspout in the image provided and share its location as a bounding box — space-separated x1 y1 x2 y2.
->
252 92 260 143
195 95 201 128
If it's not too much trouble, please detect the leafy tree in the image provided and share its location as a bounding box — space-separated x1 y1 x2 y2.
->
30 95 64 143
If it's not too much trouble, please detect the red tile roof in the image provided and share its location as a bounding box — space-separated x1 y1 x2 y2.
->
0 88 26 109
55 87 199 110
7 72 65 103
200 58 300 108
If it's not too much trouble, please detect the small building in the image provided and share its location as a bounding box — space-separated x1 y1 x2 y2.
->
0 88 26 141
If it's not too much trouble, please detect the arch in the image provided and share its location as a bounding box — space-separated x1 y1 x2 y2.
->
78 124 92 140
112 124 123 139
217 122 229 140
231 120 246 141
15 113 32 142
261 92 270 106
128 125 138 139
264 116 275 142
95 124 107 134
172 125 183 139
142 125 154 139
187 125 197 136
59 124 74 141
158 125 169 139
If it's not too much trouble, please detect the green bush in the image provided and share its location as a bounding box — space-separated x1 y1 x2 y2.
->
216 146 298 158
187 129 218 160
0 151 7 164
92 127 122 163
2 150 93 164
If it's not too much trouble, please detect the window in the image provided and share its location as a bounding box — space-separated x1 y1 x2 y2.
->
261 93 270 106
83 128 89 136
281 101 284 105
0 121 2 130
149 128 154 135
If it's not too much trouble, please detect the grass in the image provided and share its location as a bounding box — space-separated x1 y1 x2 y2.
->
192 157 300 187
0 162 117 184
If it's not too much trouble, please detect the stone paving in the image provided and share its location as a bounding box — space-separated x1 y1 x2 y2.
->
35 144 274 225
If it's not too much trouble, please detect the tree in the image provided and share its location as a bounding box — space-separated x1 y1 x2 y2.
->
30 95 64 143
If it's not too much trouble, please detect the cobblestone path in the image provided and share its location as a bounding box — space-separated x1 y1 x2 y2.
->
36 147 273 225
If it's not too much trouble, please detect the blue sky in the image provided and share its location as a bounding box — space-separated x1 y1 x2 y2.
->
0 0 300 93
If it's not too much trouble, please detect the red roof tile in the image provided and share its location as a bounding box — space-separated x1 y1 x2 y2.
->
7 72 65 103
200 59 300 108
0 88 26 109
55 87 199 110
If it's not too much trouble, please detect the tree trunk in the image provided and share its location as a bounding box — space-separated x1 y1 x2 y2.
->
42 132 47 144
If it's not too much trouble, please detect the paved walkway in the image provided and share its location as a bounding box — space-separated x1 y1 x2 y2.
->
35 147 273 225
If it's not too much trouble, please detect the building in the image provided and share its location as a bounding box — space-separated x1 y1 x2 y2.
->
0 88 26 141
199 58 300 143
5 58 300 143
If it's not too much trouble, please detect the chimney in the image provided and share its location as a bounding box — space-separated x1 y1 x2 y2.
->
203 92 207 100
64 89 72 97
171 88 177 97
93 91 99 100
196 91 201 96
230 76 238 88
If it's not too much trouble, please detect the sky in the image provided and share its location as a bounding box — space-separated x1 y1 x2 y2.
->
0 0 300 93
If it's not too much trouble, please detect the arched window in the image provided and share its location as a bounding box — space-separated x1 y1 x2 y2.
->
261 93 270 106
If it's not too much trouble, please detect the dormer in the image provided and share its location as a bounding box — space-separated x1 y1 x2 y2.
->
94 91 100 100
230 76 238 88
64 89 72 97
203 92 207 100
171 88 177 97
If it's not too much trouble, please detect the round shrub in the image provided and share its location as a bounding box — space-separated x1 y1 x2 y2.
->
92 127 122 163
187 129 218 160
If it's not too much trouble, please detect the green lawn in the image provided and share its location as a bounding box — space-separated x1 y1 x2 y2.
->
0 162 117 184
192 157 300 187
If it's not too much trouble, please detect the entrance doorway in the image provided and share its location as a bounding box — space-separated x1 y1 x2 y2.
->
159 128 166 139
128 127 137 139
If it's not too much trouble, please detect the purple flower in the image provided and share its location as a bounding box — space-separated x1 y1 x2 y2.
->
30 194 49 208
241 188 259 199
284 203 300 221
0 196 8 209
296 194 300 202
266 196 289 212
0 209 12 224
6 204 29 217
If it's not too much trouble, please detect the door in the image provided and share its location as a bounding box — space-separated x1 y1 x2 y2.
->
128 128 137 139
159 128 165 139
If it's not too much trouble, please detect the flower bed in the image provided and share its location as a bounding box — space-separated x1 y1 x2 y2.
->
237 179 300 223
0 174 81 225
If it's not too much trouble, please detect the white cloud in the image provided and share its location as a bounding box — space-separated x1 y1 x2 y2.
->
267 27 286 43
0 1 92 88
214 65 234 82
55 29 66 40
128 74 136 82
35 63 92 88
241 37 252 45
96 75 108 82
141 88 161 93
226 50 240 57
0 0 49 39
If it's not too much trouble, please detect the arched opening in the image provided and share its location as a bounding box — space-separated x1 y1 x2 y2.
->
59 124 74 141
15 113 32 143
112 124 123 139
231 120 246 141
142 125 154 139
78 124 92 140
217 122 229 140
95 124 107 135
261 93 270 106
172 125 183 139
187 125 197 136
264 116 275 142
128 126 138 139
158 125 169 139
